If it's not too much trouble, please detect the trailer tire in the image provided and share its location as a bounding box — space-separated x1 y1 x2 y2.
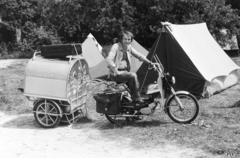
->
34 99 61 128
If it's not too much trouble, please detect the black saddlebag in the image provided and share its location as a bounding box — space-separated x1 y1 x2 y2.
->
40 44 82 58
93 92 122 115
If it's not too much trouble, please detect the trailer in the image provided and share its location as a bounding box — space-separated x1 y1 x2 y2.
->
20 45 93 128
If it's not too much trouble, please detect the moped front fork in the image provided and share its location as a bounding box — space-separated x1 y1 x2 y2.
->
166 89 189 110
171 88 184 110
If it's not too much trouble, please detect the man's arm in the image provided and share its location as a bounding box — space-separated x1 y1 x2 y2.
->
106 44 119 75
131 46 152 64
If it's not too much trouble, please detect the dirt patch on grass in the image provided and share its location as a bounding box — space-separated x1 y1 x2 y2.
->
0 112 220 158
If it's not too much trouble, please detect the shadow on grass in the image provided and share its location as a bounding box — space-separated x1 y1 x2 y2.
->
0 115 43 129
103 119 171 129
231 100 240 108
72 117 172 130
75 116 94 123
0 113 172 131
0 115 93 129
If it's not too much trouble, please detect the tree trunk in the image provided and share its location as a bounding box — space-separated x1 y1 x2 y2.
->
16 28 21 44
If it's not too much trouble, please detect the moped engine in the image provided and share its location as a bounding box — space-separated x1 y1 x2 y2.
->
140 107 152 115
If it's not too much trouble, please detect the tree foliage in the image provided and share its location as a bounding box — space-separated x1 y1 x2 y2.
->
226 0 240 10
0 0 240 58
0 0 60 58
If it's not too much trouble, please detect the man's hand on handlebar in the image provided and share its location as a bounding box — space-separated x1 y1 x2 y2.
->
150 62 158 68
148 62 158 70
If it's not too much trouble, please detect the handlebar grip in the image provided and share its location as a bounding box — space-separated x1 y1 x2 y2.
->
148 66 153 70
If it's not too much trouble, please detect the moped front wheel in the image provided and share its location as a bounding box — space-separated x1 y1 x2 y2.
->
166 93 199 124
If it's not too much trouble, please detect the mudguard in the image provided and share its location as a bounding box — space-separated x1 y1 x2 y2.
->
164 91 190 107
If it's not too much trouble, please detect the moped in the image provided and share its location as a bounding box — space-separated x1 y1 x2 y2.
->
93 55 199 125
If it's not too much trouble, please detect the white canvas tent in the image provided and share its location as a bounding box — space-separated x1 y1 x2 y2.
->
138 23 240 97
82 33 104 68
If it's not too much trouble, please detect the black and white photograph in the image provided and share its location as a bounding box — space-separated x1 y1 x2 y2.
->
0 0 240 157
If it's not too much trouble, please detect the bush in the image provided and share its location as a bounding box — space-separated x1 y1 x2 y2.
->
0 26 61 59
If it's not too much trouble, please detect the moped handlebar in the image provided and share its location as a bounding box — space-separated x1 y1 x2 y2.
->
148 63 157 70
148 62 163 74
148 63 155 70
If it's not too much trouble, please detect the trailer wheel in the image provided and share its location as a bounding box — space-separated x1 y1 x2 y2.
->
34 100 61 128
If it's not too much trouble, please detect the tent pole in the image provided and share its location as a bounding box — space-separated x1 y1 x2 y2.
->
140 26 164 93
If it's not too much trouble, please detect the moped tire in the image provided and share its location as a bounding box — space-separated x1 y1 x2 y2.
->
105 114 117 124
105 114 127 124
166 93 199 123
33 99 61 128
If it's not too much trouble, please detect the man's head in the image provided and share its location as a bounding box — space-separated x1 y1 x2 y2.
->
119 30 134 47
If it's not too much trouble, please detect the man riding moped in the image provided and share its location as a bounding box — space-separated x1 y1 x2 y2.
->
106 30 155 105
94 24 199 125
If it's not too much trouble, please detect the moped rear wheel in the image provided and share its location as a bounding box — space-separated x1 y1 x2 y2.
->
166 93 199 123
105 114 127 124
105 114 117 124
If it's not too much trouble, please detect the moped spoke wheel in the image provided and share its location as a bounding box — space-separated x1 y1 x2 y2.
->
166 93 199 123
34 100 61 128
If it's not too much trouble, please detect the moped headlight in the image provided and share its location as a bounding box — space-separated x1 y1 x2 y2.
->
172 76 176 84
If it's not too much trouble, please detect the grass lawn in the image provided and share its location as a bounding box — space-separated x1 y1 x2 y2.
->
0 57 240 157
